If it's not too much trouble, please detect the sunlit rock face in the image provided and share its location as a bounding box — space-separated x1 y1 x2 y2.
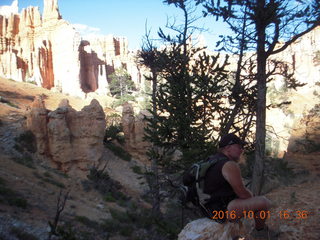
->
121 102 152 162
26 97 106 173
0 0 143 98
266 26 320 157
0 0 84 96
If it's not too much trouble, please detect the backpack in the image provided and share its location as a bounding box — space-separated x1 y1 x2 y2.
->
179 154 228 219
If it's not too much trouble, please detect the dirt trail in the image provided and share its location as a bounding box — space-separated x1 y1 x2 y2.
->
266 178 320 239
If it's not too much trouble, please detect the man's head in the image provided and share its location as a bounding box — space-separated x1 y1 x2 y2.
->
219 133 246 162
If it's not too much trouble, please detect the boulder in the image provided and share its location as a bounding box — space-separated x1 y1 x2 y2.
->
178 218 252 240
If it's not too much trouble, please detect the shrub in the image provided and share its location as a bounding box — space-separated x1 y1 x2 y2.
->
15 130 36 153
8 197 27 209
10 227 38 240
131 165 143 175
119 225 134 237
0 177 5 185
55 224 77 240
74 216 100 230
6 101 20 109
87 166 128 204
105 112 122 127
12 154 35 169
43 178 65 188
100 219 118 233
0 182 28 209
109 208 132 222
104 142 131 161
104 125 124 144
32 172 65 188
272 158 295 179
103 192 116 202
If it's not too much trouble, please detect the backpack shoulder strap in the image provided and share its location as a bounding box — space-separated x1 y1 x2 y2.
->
197 154 229 198
198 154 227 181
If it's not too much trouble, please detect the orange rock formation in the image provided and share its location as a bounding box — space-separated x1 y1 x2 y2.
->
26 96 106 173
0 0 141 98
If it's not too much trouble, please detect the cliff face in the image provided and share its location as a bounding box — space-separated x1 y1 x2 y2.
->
266 26 320 157
0 0 141 98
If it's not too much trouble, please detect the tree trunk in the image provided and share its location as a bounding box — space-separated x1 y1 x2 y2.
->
252 0 267 196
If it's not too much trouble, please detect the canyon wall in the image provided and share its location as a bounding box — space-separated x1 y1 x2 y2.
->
266 26 320 157
0 0 143 98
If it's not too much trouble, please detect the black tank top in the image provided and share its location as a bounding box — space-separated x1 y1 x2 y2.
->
203 153 237 199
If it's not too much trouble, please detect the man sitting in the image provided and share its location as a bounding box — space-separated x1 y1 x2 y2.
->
204 133 278 239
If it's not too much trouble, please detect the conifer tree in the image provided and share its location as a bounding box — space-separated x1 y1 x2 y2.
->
137 0 230 217
142 0 230 169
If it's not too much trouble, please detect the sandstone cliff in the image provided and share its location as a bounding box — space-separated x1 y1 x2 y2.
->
266 26 320 157
0 0 143 98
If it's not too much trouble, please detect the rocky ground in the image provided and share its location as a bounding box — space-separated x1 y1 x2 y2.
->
0 77 319 240
0 77 149 240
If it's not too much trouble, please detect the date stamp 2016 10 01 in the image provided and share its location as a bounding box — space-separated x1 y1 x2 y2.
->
211 210 311 221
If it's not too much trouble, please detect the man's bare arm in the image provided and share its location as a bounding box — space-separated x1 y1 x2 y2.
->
222 161 253 199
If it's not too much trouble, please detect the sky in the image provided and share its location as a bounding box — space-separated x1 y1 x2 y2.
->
1 0 229 50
